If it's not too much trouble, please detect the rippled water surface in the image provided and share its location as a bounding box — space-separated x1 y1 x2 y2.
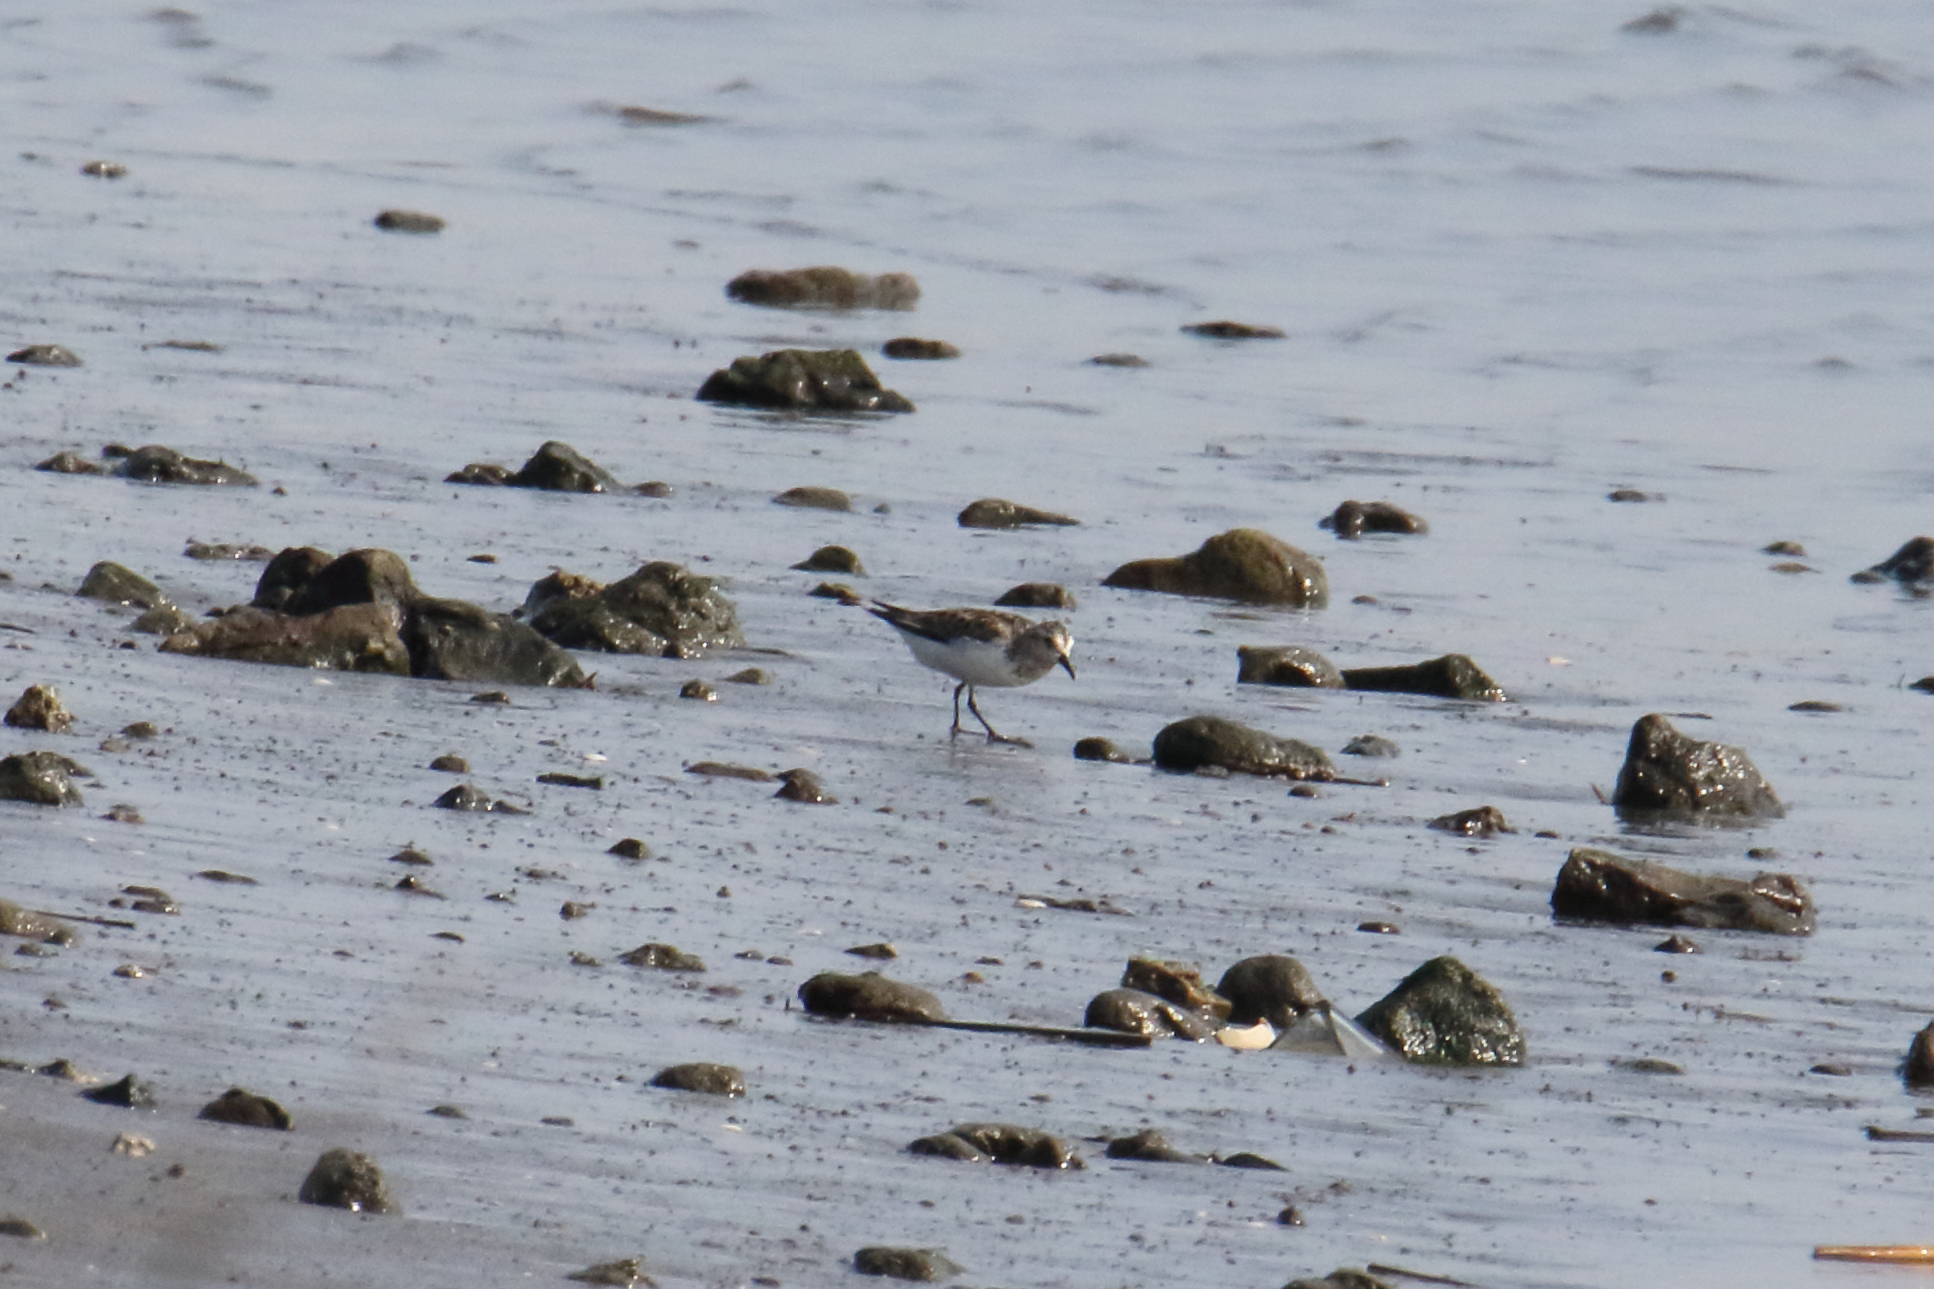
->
1 3 1931 1287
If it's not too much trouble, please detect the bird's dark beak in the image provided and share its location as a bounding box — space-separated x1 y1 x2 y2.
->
1059 654 1077 680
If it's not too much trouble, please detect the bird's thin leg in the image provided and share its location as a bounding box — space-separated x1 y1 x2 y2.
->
967 687 1031 747
949 682 967 739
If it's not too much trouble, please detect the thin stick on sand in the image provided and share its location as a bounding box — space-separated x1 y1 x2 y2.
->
1813 1247 1934 1263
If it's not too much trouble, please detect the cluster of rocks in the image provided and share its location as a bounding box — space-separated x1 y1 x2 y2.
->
37 443 257 485
1237 645 1508 701
446 440 667 495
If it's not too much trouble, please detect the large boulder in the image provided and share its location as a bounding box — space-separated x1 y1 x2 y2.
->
957 498 1079 529
0 751 86 806
1851 536 1934 586
1217 955 1326 1027
797 971 946 1023
1083 989 1217 1040
726 266 919 310
400 598 588 687
281 549 421 616
907 1123 1083 1169
1611 714 1783 821
1551 848 1814 935
527 562 743 658
1319 500 1426 540
1236 645 1344 688
508 441 619 493
1151 715 1334 781
1341 655 1507 701
1104 528 1327 607
1353 956 1525 1067
117 445 256 486
696 348 913 413
159 604 411 675
77 562 170 609
251 547 334 611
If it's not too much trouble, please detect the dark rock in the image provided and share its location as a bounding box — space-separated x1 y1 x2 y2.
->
0 900 76 942
1106 1128 1205 1163
565 1257 653 1286
772 485 853 511
881 338 959 360
809 582 863 605
159 604 411 675
726 267 919 310
957 498 1079 529
677 679 714 699
1623 7 1683 33
1552 847 1814 935
1614 1057 1683 1074
431 783 500 812
1611 714 1783 821
908 1123 1084 1169
854 1247 965 1281
846 942 897 959
5 685 73 733
374 209 443 233
1180 320 1284 339
607 838 651 860
401 598 588 687
507 440 618 493
77 561 169 609
117 445 256 486
446 463 514 486
1357 921 1399 934
687 762 774 781
1105 528 1327 607
775 768 836 803
1764 540 1806 556
83 1074 157 1108
9 343 82 366
1904 1023 1934 1089
1427 805 1514 837
791 545 865 575
184 541 274 561
1237 645 1344 688
283 548 420 616
649 1062 745 1096
0 752 85 806
429 753 468 773
1284 1271 1393 1289
537 773 602 790
251 547 334 611
1084 988 1218 1040
35 450 101 474
1342 734 1400 758
1654 934 1701 953
1217 955 1325 1027
298 1148 399 1213
528 562 743 658
697 349 913 412
797 971 946 1023
619 943 706 971
1073 737 1135 763
1089 353 1149 367
1354 956 1526 1066
198 1087 291 1129
0 1217 45 1239
1853 536 1934 585
617 104 710 125
1216 1152 1286 1170
1152 715 1334 781
633 481 673 498
130 604 196 635
1341 655 1507 701
723 667 769 684
1607 488 1652 502
1320 500 1427 539
1122 958 1232 1020
996 582 1075 610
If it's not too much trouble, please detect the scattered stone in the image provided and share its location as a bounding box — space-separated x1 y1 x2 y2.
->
117 445 256 486
559 902 593 920
1105 528 1327 607
1851 536 1933 586
112 1133 154 1156
649 1062 745 1096
527 562 743 658
1611 714 1784 821
1427 805 1514 837
687 762 774 781
160 604 411 676
1623 7 1683 32
1654 935 1701 953
83 1074 158 1108
1608 488 1652 502
1354 956 1526 1067
775 768 835 803
1216 1151 1287 1170
846 942 897 960
1763 540 1806 556
1551 848 1815 935
374 209 443 233
726 267 919 310
1089 353 1149 367
1342 734 1400 758
791 545 865 574
617 104 710 125
82 159 127 178
1072 737 1136 763
772 485 853 511
1904 1023 1934 1089
7 344 81 366
249 547 333 611
77 562 169 609
1788 700 1840 712
1357 921 1399 934
957 498 1079 529
35 450 101 474
0 899 75 943
854 1247 965 1281
797 971 947 1023
1217 955 1326 1027
429 753 469 773
1152 715 1335 781
995 582 1075 610
432 784 506 813
633 481 673 498
101 804 143 824
1341 655 1507 701
130 604 197 635
619 943 706 972
882 338 959 360
809 582 863 605
698 349 913 412
446 463 513 486
195 870 258 884
679 679 717 702
607 838 651 860
1770 562 1816 575
5 685 72 733
908 1123 1084 1169
1614 1057 1683 1075
388 847 433 867
1106 1128 1205 1163
507 440 620 493
428 1104 468 1119
1121 958 1232 1020
0 1217 45 1239
538 772 603 789
198 1087 291 1129
1284 1271 1393 1289
298 1148 399 1213
184 541 275 561
0 752 86 806
1180 320 1284 339
1320 501 1427 540
1237 645 1345 688
403 597 589 687
149 340 221 353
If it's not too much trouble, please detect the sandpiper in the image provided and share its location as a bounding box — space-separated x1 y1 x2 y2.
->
868 602 1075 745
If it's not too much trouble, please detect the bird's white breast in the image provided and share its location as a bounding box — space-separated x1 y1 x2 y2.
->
901 633 1029 687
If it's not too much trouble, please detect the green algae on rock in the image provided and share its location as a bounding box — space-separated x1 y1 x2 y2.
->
696 348 913 412
1104 528 1327 607
1353 956 1526 1066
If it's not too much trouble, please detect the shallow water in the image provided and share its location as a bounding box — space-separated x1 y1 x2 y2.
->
1 3 1931 1287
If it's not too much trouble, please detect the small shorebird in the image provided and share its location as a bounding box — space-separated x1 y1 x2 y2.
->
868 602 1075 745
